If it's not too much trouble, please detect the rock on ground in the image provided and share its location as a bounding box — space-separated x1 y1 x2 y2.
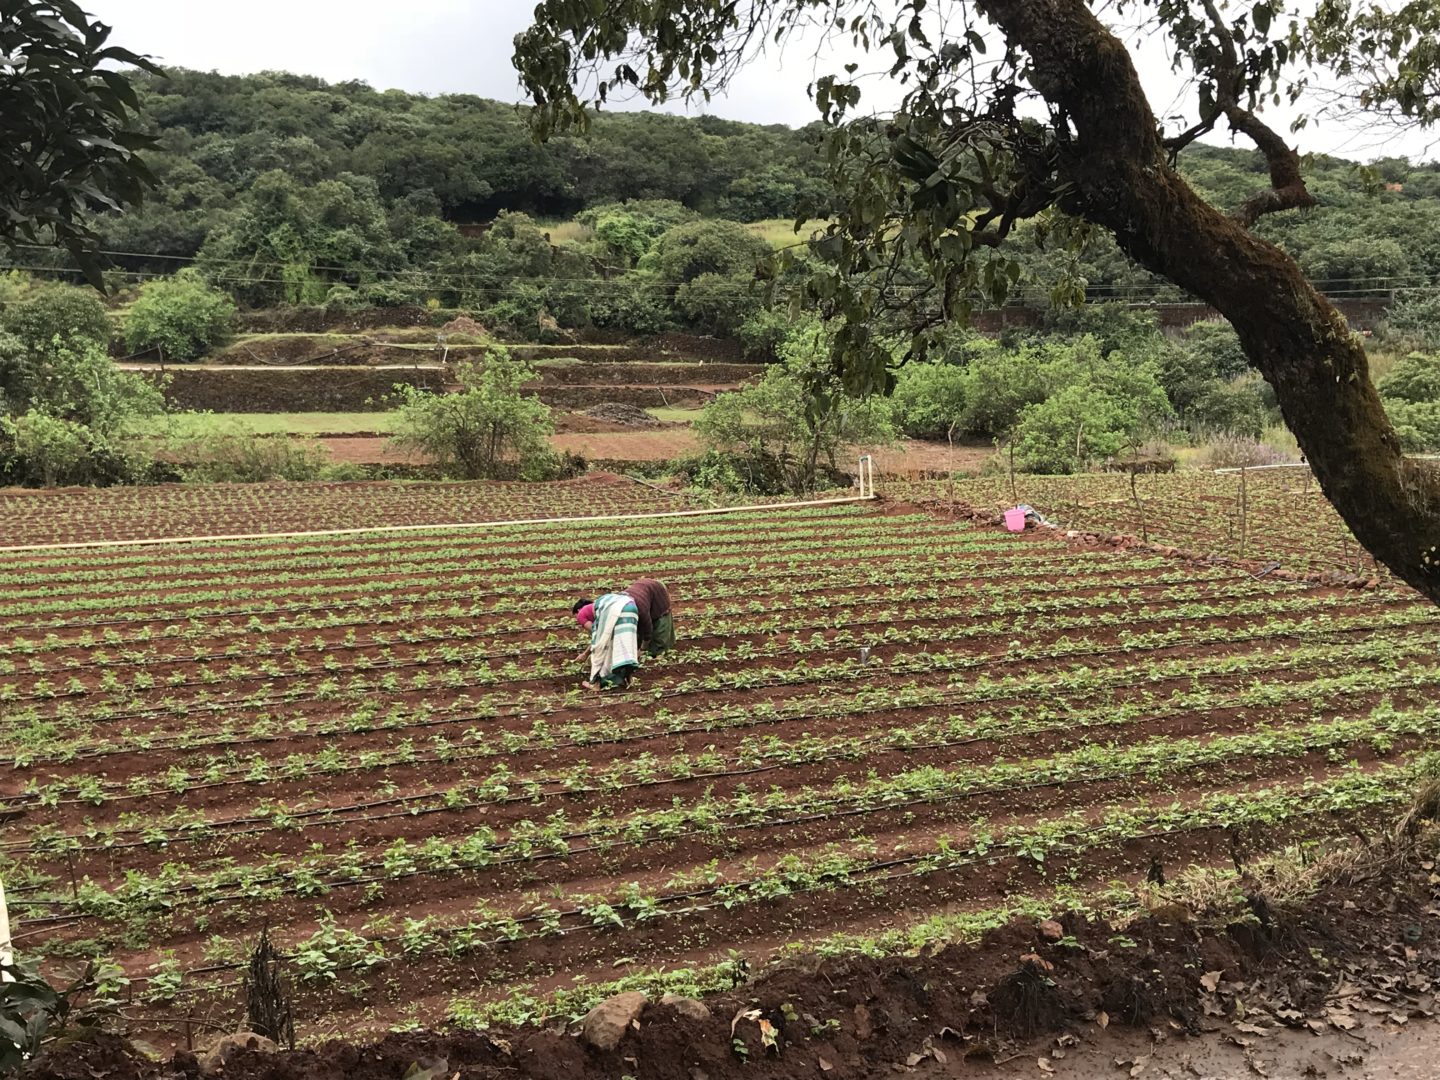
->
580 991 649 1051
200 1032 278 1074
660 992 712 1021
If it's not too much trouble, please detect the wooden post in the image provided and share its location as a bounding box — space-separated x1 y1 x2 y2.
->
947 422 958 501
1238 466 1248 558
1007 438 1018 503
1131 470 1148 543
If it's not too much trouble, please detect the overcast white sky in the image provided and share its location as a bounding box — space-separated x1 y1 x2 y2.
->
84 0 1438 164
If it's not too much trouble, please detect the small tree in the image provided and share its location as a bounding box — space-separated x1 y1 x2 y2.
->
0 283 112 356
390 348 556 480
696 324 893 493
123 271 235 362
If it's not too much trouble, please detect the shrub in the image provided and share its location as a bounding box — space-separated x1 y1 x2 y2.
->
648 219 770 336
891 362 969 440
1384 399 1440 452
587 280 670 336
1011 342 1173 473
1015 384 1135 473
390 347 558 480
696 324 893 494
1 339 165 432
958 343 1050 438
1159 321 1251 413
1185 374 1274 438
1377 352 1440 405
123 271 236 362
674 272 760 335
480 283 548 337
1382 292 1440 350
736 307 794 362
593 211 656 265
0 411 149 487
169 423 337 482
0 283 112 356
648 219 771 284
1036 302 1162 356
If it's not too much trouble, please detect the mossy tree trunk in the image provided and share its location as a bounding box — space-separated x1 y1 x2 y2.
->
981 0 1440 602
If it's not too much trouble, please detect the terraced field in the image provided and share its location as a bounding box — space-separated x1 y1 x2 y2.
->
2 497 1435 1047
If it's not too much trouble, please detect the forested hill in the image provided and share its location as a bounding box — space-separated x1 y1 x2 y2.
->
68 68 1440 321
106 69 830 251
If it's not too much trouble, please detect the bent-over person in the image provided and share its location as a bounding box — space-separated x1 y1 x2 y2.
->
573 594 640 691
623 578 674 657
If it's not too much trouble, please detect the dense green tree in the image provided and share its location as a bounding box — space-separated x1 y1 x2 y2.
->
0 280 165 486
0 282 112 357
123 270 236 362
890 362 970 440
196 170 408 306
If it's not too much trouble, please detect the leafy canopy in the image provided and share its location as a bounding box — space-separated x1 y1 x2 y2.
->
123 270 236 362
513 0 1440 394
0 1 159 284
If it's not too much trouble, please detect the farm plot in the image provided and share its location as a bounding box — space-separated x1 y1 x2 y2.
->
0 474 730 548
894 469 1382 577
1 501 1436 1047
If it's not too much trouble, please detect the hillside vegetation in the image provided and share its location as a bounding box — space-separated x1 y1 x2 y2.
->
3 69 1433 342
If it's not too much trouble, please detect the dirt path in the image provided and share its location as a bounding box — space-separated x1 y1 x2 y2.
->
117 363 445 371
318 433 995 473
952 1014 1440 1078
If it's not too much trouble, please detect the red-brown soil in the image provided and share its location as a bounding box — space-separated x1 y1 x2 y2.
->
21 846 1440 1080
1 495 1431 1061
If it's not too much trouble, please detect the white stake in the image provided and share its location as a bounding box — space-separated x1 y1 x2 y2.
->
1 876 12 980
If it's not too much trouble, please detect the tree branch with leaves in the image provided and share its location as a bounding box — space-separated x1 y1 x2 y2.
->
0 0 160 286
514 0 1440 604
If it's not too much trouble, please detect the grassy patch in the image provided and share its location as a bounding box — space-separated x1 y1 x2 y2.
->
137 412 403 437
540 220 594 247
647 407 706 424
744 218 831 249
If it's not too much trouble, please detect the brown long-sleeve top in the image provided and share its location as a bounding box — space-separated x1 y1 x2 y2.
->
623 579 671 644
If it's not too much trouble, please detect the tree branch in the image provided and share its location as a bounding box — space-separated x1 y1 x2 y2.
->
1161 108 1222 160
1195 0 1316 227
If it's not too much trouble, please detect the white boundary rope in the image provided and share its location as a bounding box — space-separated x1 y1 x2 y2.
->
0 492 879 555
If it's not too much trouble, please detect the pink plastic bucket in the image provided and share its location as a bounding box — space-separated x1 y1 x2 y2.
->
1004 507 1027 532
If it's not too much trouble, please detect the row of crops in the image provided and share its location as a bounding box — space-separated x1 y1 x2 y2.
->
0 475 744 548
2 497 1434 1045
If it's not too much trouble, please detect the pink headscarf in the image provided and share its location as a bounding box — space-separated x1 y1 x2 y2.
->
575 602 595 627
